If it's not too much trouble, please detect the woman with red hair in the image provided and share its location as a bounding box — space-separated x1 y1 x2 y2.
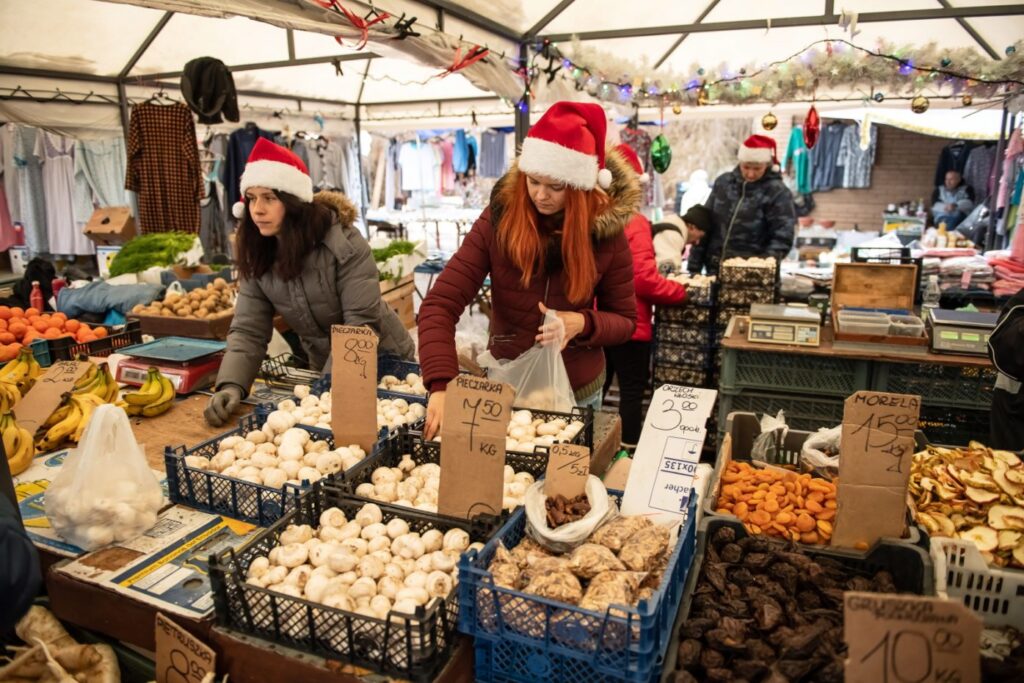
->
418 102 639 438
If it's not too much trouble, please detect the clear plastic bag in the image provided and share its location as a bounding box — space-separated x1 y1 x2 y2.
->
478 309 575 412
800 425 842 476
46 404 164 550
751 410 788 463
524 476 618 553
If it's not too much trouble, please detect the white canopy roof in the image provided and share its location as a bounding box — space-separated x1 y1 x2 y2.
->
1 0 1021 132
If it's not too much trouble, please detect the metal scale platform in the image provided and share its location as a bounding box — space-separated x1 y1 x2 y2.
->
116 337 226 394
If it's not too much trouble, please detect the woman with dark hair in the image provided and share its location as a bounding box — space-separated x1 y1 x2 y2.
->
417 102 639 438
205 138 415 427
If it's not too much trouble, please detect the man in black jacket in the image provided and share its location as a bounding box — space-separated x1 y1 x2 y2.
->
1 451 41 634
689 135 796 275
989 290 1024 450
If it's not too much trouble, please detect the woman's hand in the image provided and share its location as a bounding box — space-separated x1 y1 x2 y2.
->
425 391 445 440
536 303 585 350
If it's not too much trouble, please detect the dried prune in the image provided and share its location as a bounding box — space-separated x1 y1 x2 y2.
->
712 526 737 548
700 647 725 670
677 638 702 668
720 543 744 563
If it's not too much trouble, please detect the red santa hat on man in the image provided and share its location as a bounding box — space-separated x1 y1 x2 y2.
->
518 101 612 191
614 143 649 184
737 134 779 170
232 137 314 219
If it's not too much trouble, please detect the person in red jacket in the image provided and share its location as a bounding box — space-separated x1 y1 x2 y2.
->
603 145 688 449
418 102 640 438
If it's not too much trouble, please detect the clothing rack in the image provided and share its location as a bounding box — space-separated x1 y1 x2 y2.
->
0 85 122 106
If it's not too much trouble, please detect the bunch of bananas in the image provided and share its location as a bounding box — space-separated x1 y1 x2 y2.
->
2 411 35 475
122 367 175 417
71 362 119 404
0 380 20 414
0 347 41 394
34 363 119 452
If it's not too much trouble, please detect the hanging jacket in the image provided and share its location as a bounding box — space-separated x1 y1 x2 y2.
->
216 192 415 395
782 126 812 195
689 166 796 274
418 148 640 400
623 214 686 342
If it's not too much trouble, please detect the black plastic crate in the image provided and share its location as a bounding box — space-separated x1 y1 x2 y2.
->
654 342 713 368
717 285 775 307
719 260 778 288
313 356 426 404
655 324 715 346
164 413 344 526
254 388 426 442
656 305 712 325
873 361 996 410
719 348 870 397
661 515 934 682
917 405 991 446
259 354 320 392
29 319 143 367
209 488 494 682
716 390 845 434
652 365 711 388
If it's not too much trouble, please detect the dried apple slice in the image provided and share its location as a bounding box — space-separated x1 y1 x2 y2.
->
963 471 999 491
966 486 1000 504
1013 544 1024 568
931 512 957 537
916 512 940 535
993 451 1021 468
960 526 999 552
993 467 1024 498
997 530 1022 549
1004 469 1024 485
988 505 1024 530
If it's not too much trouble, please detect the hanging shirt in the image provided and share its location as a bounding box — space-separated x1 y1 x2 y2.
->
35 131 94 256
440 139 455 193
452 130 469 174
479 131 506 178
73 137 129 224
809 121 847 192
935 141 975 186
3 124 48 255
466 134 478 174
836 122 876 189
222 125 275 208
781 126 812 195
962 144 997 204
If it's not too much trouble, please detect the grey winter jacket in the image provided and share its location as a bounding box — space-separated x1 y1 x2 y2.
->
216 192 415 395
688 167 796 274
931 181 975 218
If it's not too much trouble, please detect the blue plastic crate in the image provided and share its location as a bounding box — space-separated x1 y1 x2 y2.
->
459 494 698 683
315 355 426 404
164 412 377 526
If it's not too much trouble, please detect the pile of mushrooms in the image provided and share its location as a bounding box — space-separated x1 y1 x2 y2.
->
355 456 535 512
276 385 425 432
245 502 482 623
184 411 367 488
432 409 584 453
378 372 427 396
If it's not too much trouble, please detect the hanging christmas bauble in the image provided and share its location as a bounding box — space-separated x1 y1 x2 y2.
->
911 95 930 114
761 111 778 131
697 67 705 76
961 93 973 106
872 92 885 102
803 105 821 149
651 134 672 174
940 57 952 67
1007 45 1017 56
672 103 682 115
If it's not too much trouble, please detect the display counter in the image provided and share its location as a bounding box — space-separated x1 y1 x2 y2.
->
718 317 994 443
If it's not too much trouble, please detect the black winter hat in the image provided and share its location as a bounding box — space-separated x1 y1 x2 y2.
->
681 204 714 234
181 57 239 124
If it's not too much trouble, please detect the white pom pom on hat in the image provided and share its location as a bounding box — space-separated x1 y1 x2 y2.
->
232 201 246 219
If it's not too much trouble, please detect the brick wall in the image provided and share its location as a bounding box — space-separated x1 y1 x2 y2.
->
803 121 950 231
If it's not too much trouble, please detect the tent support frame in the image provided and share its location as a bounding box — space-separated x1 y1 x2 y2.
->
523 0 576 40
936 0 1000 60
654 0 721 69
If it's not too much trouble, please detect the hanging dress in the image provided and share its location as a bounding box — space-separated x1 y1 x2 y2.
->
35 131 94 255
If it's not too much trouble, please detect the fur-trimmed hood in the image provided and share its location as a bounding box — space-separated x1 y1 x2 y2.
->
313 190 359 228
490 145 643 241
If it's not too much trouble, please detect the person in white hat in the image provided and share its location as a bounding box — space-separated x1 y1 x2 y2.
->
688 134 796 275
417 101 641 438
204 138 415 426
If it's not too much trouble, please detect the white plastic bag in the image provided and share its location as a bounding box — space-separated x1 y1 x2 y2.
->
751 410 788 463
800 425 842 475
478 309 575 412
46 404 164 550
524 476 618 553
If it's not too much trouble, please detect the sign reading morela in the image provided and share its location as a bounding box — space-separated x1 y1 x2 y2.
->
621 384 717 526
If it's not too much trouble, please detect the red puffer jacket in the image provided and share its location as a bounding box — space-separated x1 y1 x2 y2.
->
418 149 640 399
625 214 687 341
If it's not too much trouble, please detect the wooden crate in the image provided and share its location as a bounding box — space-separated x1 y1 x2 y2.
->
129 309 234 340
381 274 415 329
831 262 928 348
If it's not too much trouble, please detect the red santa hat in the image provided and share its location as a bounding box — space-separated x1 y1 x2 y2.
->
737 134 779 168
518 101 612 191
614 143 649 184
232 137 313 218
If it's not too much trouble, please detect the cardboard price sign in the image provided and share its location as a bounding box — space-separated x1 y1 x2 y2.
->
437 374 514 519
621 384 717 526
330 325 378 453
832 391 920 548
844 592 980 683
545 443 590 499
155 613 216 683
13 361 93 435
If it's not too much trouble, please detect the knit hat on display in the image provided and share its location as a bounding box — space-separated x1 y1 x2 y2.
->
518 101 612 191
614 143 649 184
232 138 313 218
737 134 779 168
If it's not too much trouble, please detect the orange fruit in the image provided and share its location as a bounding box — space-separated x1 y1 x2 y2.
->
79 334 98 343
0 306 10 320
93 327 108 339
21 329 39 345
43 327 62 340
25 307 40 318
47 320 62 330
0 332 13 345
64 319 80 333
0 320 6 332
0 345 17 362
32 320 49 334
10 307 24 317
78 323 91 334
8 322 27 340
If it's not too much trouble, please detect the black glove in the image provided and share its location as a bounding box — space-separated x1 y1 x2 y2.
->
204 384 243 427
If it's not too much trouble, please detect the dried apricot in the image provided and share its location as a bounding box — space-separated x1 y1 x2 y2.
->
795 513 816 533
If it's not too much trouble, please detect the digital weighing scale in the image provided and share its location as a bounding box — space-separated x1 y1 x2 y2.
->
747 304 822 347
115 337 226 394
928 309 998 356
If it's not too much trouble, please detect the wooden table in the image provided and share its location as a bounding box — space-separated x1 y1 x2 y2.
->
129 394 253 470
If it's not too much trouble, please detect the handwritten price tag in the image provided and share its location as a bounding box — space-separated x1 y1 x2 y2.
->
13 360 93 435
844 592 980 683
833 391 920 548
545 443 590 499
155 612 216 683
437 374 514 519
330 325 378 453
621 384 717 525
